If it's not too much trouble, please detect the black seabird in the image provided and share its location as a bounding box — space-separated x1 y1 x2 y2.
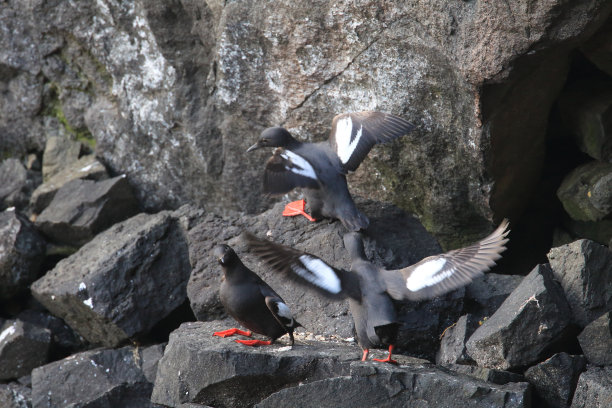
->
212 244 301 346
246 111 415 231
245 220 510 362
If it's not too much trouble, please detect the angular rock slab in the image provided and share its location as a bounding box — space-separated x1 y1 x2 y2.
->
187 199 464 359
151 321 530 408
0 382 31 408
525 352 586 408
436 313 480 365
41 135 83 181
0 158 34 211
547 239 612 328
577 312 612 366
35 175 139 246
466 264 571 370
464 273 524 317
557 161 612 222
0 319 51 380
31 211 191 346
445 364 524 386
31 346 157 408
0 208 46 300
571 366 612 408
30 154 108 213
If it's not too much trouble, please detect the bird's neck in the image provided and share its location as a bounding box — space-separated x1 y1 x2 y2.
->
284 136 302 150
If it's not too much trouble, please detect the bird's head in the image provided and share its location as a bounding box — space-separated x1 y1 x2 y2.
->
213 244 237 266
246 127 295 152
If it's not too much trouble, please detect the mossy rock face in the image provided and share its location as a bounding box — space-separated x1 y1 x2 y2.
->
557 161 612 222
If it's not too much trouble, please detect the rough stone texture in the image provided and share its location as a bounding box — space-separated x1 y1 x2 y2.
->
141 343 166 384
1 1 610 248
577 312 612 366
188 199 468 359
0 158 41 211
581 17 612 76
525 353 587 408
17 309 86 359
464 273 524 317
31 346 155 408
558 80 612 162
35 175 139 246
436 314 479 365
466 264 572 370
444 364 524 386
571 366 612 408
547 240 612 328
0 208 46 300
0 382 31 408
151 320 530 408
29 154 108 214
41 136 83 181
0 319 51 381
31 211 191 347
557 161 612 222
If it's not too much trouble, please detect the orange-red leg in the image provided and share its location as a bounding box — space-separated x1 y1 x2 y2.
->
373 345 398 364
282 200 317 222
361 349 369 361
213 328 252 338
235 339 272 346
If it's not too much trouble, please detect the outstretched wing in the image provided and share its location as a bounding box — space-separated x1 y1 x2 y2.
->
262 148 320 195
244 232 361 301
382 220 510 301
328 112 415 173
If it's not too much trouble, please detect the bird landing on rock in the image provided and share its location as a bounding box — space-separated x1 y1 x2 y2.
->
244 219 510 362
212 244 301 347
246 111 415 231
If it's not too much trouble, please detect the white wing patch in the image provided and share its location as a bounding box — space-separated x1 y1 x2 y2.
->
406 258 453 292
276 302 293 320
335 116 363 165
281 150 318 180
295 255 342 294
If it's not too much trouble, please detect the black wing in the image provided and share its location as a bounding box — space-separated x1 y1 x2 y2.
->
328 112 415 173
243 232 361 301
262 148 320 195
382 220 510 301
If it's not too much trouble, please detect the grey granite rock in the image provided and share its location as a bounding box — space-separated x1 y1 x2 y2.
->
466 264 571 370
577 312 612 366
31 346 155 408
0 382 31 408
31 211 191 346
525 352 587 408
151 320 530 408
35 175 139 246
571 366 612 408
547 240 612 328
0 209 46 300
0 319 51 381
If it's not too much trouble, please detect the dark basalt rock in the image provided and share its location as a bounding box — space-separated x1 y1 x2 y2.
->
0 382 32 408
0 158 41 212
466 264 572 370
577 312 612 366
547 239 612 328
0 319 51 381
464 273 524 318
0 209 46 300
151 320 530 408
524 352 587 408
445 364 525 386
31 211 191 347
571 365 612 408
17 309 86 359
31 346 158 408
35 175 139 246
436 313 480 365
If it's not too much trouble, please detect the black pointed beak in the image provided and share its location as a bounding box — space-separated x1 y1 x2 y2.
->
246 142 260 153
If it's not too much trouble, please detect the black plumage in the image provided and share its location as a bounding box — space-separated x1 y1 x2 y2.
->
244 220 510 361
213 244 301 346
246 111 415 231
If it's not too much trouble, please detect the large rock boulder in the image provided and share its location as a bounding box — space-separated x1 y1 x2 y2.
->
0 319 51 381
0 158 41 211
31 210 191 347
465 264 572 370
571 366 612 408
2 1 610 247
187 199 470 359
557 161 612 222
151 320 530 408
577 312 612 366
0 382 31 408
0 208 46 300
547 239 612 328
31 345 160 408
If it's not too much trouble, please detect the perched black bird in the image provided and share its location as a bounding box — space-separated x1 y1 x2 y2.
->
246 112 415 231
212 244 301 346
245 220 510 362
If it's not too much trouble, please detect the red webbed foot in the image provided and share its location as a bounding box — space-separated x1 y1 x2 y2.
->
282 200 317 222
361 349 369 362
372 345 398 365
235 339 272 346
213 328 252 338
